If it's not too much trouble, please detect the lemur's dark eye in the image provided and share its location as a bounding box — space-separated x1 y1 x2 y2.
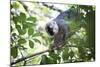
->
47 26 54 36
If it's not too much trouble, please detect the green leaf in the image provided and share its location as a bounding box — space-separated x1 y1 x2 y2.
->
78 47 86 59
18 38 26 44
40 55 47 64
11 46 18 58
49 52 57 59
33 38 41 44
29 40 34 48
62 48 69 60
27 23 34 28
69 50 74 58
27 17 37 23
40 55 57 64
19 12 26 22
20 29 26 35
16 24 26 35
23 23 28 29
28 28 34 35
13 16 20 24
16 25 22 34
49 51 60 63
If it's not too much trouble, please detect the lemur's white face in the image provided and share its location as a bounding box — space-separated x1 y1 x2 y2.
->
49 21 59 35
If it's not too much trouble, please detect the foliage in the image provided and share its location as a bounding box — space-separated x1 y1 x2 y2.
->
11 1 95 66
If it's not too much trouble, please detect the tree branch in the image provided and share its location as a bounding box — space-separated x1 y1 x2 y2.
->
19 49 27 66
11 31 76 65
11 49 50 65
42 3 62 12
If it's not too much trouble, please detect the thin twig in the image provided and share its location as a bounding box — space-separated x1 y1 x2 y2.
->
19 49 27 66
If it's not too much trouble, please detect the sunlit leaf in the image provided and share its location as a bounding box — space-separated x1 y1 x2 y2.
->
12 2 19 9
42 7 49 14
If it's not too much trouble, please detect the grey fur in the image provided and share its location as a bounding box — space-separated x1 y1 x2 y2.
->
45 8 78 48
